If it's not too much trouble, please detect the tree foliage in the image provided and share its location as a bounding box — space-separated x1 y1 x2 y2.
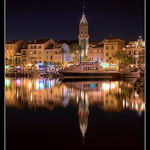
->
82 55 89 62
111 51 134 70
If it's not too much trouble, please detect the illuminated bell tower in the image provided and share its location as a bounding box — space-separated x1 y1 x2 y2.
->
78 10 89 58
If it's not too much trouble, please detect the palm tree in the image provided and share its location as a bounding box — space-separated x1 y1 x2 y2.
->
54 62 61 72
43 61 48 73
111 51 133 71
31 60 37 72
108 56 114 69
59 47 67 63
69 44 82 63
82 55 89 62
21 60 27 74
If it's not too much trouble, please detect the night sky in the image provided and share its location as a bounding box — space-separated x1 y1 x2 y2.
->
6 0 144 42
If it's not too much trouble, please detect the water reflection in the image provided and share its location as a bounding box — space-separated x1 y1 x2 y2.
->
5 77 145 137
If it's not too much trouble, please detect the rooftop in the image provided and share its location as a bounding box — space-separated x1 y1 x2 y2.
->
45 44 55 49
6 40 21 44
80 13 88 24
93 44 104 48
28 38 51 44
106 35 118 40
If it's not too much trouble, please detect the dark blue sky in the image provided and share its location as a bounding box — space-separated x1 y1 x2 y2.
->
6 0 144 42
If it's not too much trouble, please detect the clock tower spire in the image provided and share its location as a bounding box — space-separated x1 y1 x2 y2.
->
78 8 89 59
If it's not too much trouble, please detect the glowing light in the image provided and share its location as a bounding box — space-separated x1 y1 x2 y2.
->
77 96 78 103
119 88 121 93
16 79 21 86
36 81 40 90
123 99 125 108
100 63 109 68
111 83 115 89
29 81 31 89
102 83 110 90
90 83 95 88
50 80 54 87
126 101 128 107
85 93 88 102
47 80 50 89
132 102 134 109
16 66 21 69
40 82 44 89
135 55 139 58
135 91 138 97
28 64 32 66
31 93 32 101
141 103 145 111
67 64 73 67
5 79 10 86
136 103 138 110
5 66 9 69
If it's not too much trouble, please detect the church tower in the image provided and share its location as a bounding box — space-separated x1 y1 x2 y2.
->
78 10 89 58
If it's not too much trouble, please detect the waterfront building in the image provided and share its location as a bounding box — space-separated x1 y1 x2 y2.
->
62 43 74 63
103 35 126 63
5 40 27 61
87 42 104 62
25 38 55 64
125 36 145 69
78 12 89 58
87 35 125 64
21 38 67 65
44 42 63 64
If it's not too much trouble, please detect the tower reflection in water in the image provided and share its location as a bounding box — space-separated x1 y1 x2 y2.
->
5 77 145 137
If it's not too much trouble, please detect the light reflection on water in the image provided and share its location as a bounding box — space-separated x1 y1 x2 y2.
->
5 77 145 137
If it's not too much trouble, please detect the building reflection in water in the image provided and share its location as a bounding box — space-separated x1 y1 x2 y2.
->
5 77 145 137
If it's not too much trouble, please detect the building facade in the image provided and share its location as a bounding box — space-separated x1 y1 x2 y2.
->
5 40 27 61
125 36 145 68
21 38 65 64
87 42 104 62
103 35 126 63
87 35 125 64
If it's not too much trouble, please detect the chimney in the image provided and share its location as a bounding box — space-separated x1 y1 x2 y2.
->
28 40 32 43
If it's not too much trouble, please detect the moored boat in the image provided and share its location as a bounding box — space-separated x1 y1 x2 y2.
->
59 62 120 79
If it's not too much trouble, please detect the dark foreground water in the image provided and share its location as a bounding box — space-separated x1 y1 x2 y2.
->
5 77 145 150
